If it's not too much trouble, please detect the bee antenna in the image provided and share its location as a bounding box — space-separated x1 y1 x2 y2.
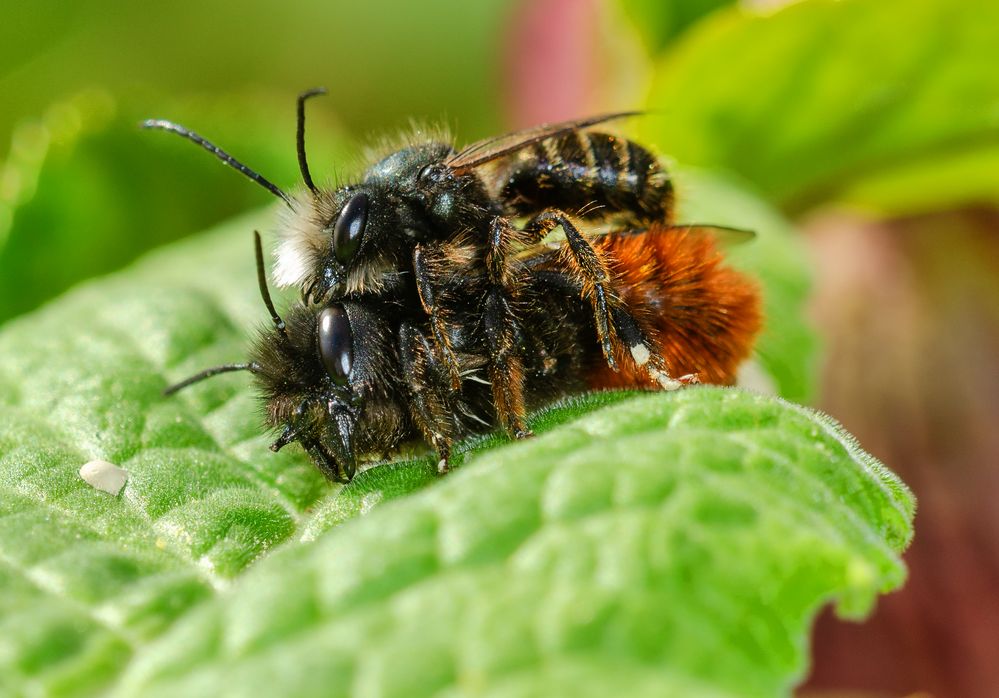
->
254 231 287 337
142 119 293 208
296 87 328 194
163 362 262 395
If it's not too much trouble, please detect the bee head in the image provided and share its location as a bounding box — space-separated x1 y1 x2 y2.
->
164 232 401 483
274 138 455 304
273 185 395 303
248 301 361 482
250 222 396 484
142 89 454 306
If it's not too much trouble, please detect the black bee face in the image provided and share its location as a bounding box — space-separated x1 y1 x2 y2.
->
297 187 376 303
278 142 467 304
284 185 413 304
249 300 400 482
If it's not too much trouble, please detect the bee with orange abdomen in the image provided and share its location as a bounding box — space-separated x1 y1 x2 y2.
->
152 92 762 481
163 223 760 481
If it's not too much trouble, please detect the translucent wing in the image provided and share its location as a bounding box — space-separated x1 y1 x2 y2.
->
514 223 756 273
445 112 640 173
663 224 756 248
536 223 757 248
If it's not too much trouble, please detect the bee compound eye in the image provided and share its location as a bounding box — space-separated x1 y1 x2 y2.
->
318 305 353 384
332 192 369 264
418 163 446 183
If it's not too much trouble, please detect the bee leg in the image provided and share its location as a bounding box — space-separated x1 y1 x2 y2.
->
609 306 698 390
413 244 463 391
523 209 619 370
484 217 532 438
399 321 459 473
532 267 697 390
436 443 451 475
483 287 531 438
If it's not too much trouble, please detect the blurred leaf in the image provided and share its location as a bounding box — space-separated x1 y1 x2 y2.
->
831 142 999 216
616 0 733 54
0 168 886 695
0 0 512 149
639 0 999 215
0 89 350 324
674 168 817 402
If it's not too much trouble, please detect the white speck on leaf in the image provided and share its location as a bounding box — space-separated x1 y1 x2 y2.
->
79 460 128 496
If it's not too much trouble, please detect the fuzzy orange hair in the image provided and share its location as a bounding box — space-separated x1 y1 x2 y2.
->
587 225 763 390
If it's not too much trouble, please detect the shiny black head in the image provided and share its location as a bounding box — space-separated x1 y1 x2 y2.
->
144 89 495 304
248 300 382 483
272 140 467 304
163 232 406 483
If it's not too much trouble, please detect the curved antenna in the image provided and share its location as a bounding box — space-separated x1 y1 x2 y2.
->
254 231 287 336
296 87 328 193
142 119 293 207
163 362 261 395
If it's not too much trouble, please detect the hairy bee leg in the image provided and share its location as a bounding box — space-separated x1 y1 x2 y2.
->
523 210 619 370
483 287 531 438
413 245 462 391
609 306 698 390
399 322 459 472
484 217 532 438
532 268 696 390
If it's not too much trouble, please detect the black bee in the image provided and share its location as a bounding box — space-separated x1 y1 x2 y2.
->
152 91 761 481
164 226 760 482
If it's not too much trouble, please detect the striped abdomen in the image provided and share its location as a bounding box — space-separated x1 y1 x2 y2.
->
497 131 673 223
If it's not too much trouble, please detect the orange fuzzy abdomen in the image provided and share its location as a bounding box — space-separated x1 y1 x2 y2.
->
587 225 763 390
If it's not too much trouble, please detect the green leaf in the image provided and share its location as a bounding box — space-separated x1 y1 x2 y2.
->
0 209 327 697
639 0 999 214
0 173 874 696
113 389 912 698
616 0 733 54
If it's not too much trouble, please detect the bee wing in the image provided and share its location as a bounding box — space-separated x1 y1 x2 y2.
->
445 112 640 173
514 224 755 271
614 224 756 248
667 224 756 247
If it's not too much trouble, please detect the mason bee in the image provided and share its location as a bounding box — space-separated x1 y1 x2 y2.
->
164 225 760 482
150 91 762 481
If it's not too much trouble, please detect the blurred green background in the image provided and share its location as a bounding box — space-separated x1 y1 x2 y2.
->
1 0 996 696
